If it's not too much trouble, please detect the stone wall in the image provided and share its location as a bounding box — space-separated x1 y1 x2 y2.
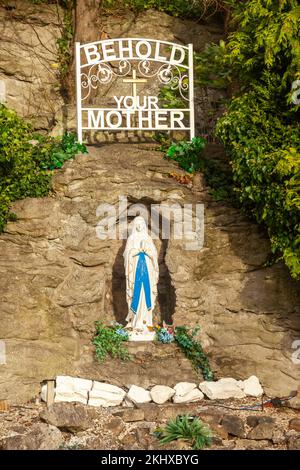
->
0 3 299 405
0 144 299 403
0 0 64 129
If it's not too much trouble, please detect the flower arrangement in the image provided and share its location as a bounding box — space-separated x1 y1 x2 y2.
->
154 325 175 344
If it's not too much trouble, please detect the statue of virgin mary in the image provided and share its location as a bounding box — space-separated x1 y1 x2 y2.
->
124 216 159 340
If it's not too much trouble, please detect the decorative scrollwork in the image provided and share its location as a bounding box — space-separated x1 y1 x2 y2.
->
81 59 189 101
138 61 189 101
81 60 131 100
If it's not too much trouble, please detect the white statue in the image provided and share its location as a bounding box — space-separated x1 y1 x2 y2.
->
124 216 159 341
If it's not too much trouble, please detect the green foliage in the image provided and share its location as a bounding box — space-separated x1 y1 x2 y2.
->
202 153 234 202
32 132 87 170
216 91 300 278
225 0 300 87
103 0 222 18
165 137 206 173
28 2 74 78
0 105 51 231
103 0 228 18
0 104 86 233
194 41 231 89
174 326 214 381
159 85 185 109
163 136 234 202
213 0 300 278
57 4 74 78
158 415 212 450
93 322 131 362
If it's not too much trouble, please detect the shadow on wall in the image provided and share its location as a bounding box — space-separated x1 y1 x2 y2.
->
111 198 176 325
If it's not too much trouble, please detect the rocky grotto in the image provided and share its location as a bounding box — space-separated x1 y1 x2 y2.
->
0 0 299 453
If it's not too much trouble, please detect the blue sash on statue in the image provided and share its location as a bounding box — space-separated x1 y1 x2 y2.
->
130 252 152 314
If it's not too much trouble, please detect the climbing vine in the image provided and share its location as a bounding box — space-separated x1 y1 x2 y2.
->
174 326 214 381
56 2 75 79
155 325 214 381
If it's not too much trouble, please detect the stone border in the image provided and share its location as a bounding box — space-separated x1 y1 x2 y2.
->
41 375 263 407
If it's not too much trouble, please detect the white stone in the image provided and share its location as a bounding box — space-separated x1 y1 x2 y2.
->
54 376 92 404
55 391 88 404
92 381 124 393
56 376 92 391
237 380 245 390
150 385 175 404
243 375 263 397
199 380 246 400
173 388 204 404
128 331 156 342
218 378 239 384
127 385 152 404
174 382 197 397
88 382 126 407
41 384 47 402
218 377 246 390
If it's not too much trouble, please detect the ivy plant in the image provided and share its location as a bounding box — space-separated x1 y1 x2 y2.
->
174 326 214 381
165 137 206 173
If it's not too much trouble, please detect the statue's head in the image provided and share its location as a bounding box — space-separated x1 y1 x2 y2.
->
132 216 147 234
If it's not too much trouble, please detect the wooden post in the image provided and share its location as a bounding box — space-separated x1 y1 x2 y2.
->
0 399 9 412
46 380 55 407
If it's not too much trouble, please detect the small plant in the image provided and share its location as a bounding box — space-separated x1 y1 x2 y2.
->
165 137 206 173
32 132 87 170
0 104 87 233
154 324 213 380
158 415 212 450
93 322 131 362
159 84 185 110
174 326 214 381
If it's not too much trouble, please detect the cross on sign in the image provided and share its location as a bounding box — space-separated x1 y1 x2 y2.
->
123 69 147 103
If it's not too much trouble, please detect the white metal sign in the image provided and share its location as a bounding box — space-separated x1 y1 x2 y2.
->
75 38 195 142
